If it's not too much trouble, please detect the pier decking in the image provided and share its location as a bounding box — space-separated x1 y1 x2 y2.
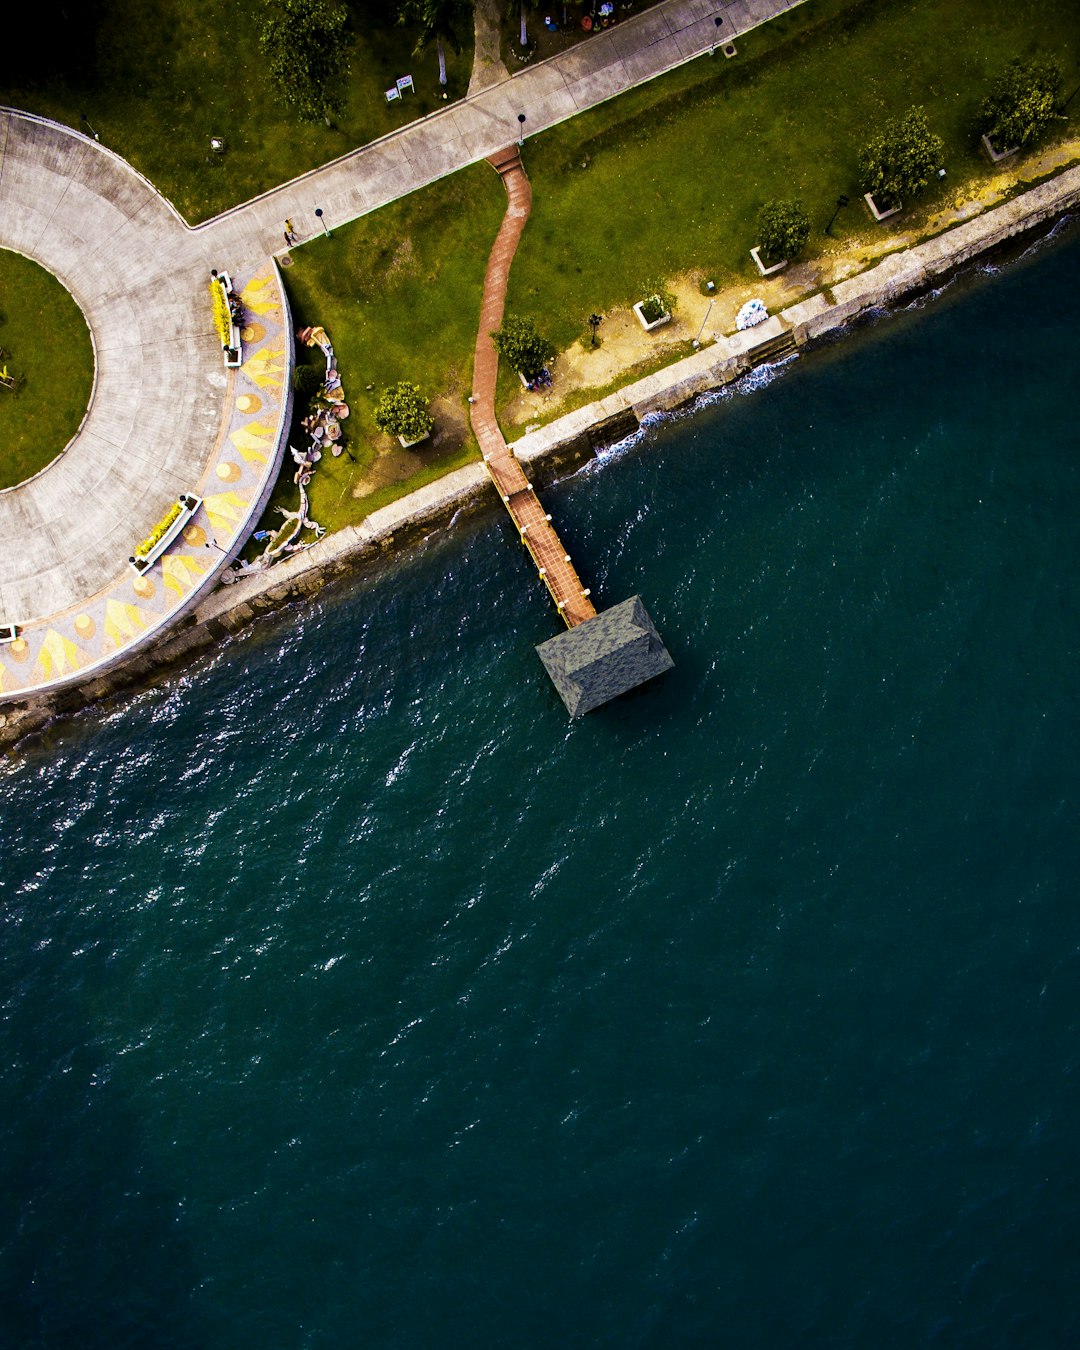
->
469 148 597 629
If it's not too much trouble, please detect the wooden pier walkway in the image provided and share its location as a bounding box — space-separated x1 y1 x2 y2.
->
469 148 597 629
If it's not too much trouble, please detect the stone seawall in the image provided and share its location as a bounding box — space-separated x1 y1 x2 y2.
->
3 166 1078 753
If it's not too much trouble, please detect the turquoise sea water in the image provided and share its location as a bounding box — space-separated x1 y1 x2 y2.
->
2 227 1080 1349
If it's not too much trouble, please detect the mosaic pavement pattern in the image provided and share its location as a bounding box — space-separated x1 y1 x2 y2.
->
0 264 290 699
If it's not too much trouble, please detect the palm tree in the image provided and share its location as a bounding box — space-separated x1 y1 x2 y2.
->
506 0 540 50
399 0 472 86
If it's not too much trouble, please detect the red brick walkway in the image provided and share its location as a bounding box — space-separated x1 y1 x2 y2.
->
469 149 597 629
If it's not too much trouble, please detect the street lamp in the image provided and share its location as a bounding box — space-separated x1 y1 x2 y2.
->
588 313 602 347
710 16 723 55
824 193 850 236
517 113 526 147
79 112 100 142
693 298 715 348
315 207 331 239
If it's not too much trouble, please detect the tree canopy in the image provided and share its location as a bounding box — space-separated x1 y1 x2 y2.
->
259 0 351 124
398 0 471 85
374 381 435 442
859 106 944 206
977 57 1062 150
757 200 810 263
491 316 555 380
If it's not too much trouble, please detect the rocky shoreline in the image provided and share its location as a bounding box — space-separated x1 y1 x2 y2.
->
3 164 1078 755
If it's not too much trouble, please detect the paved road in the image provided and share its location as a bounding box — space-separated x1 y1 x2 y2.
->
200 0 805 266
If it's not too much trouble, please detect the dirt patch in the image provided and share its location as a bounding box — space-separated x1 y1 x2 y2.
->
352 394 470 498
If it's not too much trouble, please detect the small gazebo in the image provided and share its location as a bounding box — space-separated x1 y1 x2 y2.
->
536 596 674 718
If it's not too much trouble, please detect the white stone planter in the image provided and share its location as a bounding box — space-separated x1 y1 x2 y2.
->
633 301 672 332
750 246 788 277
398 431 430 449
0 623 19 644
864 192 901 222
216 271 243 368
981 133 1018 164
130 494 203 573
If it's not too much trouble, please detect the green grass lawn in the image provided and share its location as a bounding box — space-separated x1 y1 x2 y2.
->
248 0 1079 538
252 162 504 539
0 1 473 223
507 0 1080 351
0 251 94 490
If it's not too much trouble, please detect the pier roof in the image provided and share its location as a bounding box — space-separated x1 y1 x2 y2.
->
536 596 673 718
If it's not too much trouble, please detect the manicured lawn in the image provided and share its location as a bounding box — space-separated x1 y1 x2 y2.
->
507 0 1080 351
250 0 1079 536
255 162 504 538
0 251 94 490
0 1 473 224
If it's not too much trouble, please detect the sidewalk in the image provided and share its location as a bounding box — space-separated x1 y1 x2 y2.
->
202 0 805 266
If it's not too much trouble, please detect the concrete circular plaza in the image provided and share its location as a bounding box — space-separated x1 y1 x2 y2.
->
0 110 290 701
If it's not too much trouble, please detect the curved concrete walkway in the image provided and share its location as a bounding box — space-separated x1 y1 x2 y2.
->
0 111 290 701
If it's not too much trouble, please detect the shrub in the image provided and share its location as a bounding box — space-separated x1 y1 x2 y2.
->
859 106 944 207
293 363 324 400
490 316 555 381
638 279 677 324
134 501 183 559
210 279 232 348
259 0 351 124
977 57 1062 151
374 381 434 442
757 200 810 264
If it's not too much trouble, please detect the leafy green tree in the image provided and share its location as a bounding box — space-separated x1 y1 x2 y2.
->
859 106 944 207
374 381 435 442
977 57 1062 150
491 316 555 380
757 199 810 264
398 0 471 86
259 0 351 124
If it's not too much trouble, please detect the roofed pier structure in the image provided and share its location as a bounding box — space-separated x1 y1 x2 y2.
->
471 148 672 716
536 596 674 718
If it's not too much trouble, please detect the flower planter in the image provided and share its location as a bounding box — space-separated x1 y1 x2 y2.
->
214 271 243 368
397 432 430 449
750 246 788 277
129 494 203 573
633 301 672 332
864 191 901 222
981 133 1018 164
0 623 19 644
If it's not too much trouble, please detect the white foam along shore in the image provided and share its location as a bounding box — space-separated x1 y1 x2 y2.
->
3 164 1079 750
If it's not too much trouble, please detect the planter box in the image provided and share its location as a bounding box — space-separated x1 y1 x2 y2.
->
981 133 1018 164
397 432 430 449
130 494 203 573
0 623 19 644
864 191 901 222
750 246 788 277
633 301 672 332
215 271 243 368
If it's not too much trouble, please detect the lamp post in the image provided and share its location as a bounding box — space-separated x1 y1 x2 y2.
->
824 194 849 236
204 539 228 555
1062 82 1080 110
517 113 526 147
79 112 100 142
588 313 602 347
315 207 331 239
693 298 715 348
710 16 723 55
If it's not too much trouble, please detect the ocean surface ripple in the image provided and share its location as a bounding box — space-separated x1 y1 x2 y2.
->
2 229 1079 1350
